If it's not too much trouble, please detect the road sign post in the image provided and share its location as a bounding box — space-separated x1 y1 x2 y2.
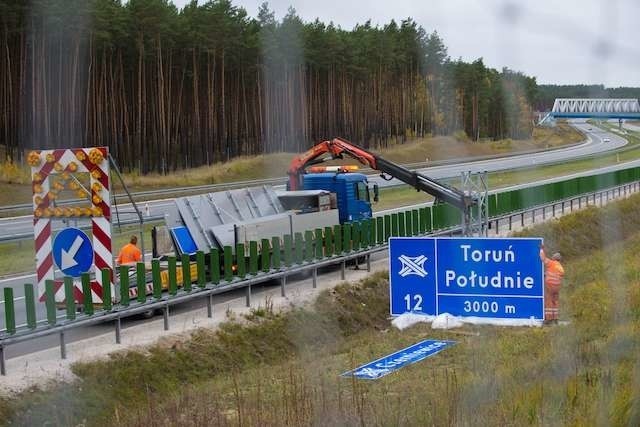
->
389 237 544 320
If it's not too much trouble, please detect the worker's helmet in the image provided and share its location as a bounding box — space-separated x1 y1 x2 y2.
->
552 252 562 261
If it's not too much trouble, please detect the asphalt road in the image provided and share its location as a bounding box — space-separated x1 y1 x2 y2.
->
0 121 632 349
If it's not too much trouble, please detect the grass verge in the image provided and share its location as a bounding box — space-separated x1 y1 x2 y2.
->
2 193 640 425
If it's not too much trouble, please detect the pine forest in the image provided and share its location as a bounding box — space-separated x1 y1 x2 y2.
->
0 0 538 173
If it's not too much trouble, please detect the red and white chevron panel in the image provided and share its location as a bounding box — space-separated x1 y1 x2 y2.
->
30 147 113 305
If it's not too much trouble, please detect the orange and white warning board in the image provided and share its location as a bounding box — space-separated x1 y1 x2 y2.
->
28 147 113 304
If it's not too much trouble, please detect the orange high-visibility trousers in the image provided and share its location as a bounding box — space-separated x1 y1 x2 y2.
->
544 285 560 321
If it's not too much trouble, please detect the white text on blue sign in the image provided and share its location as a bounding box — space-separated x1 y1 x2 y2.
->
389 237 544 320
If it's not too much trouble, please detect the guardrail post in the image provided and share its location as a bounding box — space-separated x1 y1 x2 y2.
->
64 277 76 320
520 212 524 227
80 273 94 315
341 260 346 280
60 331 66 359
102 268 112 311
45 279 56 325
4 288 15 335
0 345 5 376
552 204 556 217
168 256 178 295
210 248 221 284
152 259 162 299
196 251 206 287
163 304 169 330
508 215 512 231
531 209 535 223
281 276 286 297
283 235 293 267
223 246 233 282
137 262 147 302
314 229 323 259
271 237 281 270
248 242 257 275
207 294 214 318
115 317 121 344
246 285 252 307
367 254 371 272
24 284 37 329
495 219 499 235
570 199 573 211
261 239 271 272
313 268 317 288
561 201 565 214
181 255 192 292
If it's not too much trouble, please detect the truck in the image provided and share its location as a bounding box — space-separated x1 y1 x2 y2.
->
151 137 474 260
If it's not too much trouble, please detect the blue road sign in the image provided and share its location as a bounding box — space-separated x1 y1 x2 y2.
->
389 237 544 320
341 339 456 380
53 228 94 277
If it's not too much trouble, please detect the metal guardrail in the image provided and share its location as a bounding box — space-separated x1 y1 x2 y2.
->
0 214 166 243
0 177 288 216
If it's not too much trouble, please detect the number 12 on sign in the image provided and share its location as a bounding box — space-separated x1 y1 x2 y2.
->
404 294 423 311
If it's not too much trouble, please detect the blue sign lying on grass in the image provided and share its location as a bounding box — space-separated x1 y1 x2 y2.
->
341 339 456 380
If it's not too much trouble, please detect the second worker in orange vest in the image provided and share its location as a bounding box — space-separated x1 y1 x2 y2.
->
117 235 142 266
540 245 564 324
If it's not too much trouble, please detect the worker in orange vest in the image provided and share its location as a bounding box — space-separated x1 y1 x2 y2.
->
540 244 564 324
117 235 142 266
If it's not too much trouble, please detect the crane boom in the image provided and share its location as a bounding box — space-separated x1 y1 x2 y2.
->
288 137 475 211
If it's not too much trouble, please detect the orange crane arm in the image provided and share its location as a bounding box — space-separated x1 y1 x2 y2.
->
287 138 377 190
287 137 473 211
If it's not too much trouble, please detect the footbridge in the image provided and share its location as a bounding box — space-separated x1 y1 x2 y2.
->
539 98 640 124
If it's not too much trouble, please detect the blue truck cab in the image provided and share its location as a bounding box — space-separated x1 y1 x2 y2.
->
302 172 376 223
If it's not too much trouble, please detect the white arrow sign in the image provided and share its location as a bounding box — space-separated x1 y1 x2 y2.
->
61 235 84 270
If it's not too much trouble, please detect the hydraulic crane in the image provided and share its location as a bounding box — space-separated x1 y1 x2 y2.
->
288 137 485 235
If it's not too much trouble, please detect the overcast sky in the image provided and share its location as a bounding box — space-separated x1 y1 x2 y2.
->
171 0 639 87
